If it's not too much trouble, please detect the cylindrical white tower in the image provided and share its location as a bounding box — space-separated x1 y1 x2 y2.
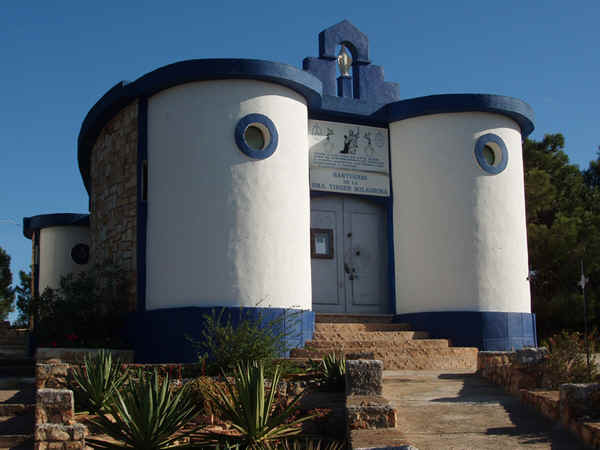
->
390 112 530 313
76 59 322 362
387 95 536 349
38 226 91 292
23 214 91 294
145 79 312 311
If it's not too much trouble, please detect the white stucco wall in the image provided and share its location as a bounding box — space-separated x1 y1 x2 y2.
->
146 79 311 311
389 112 531 314
39 226 91 292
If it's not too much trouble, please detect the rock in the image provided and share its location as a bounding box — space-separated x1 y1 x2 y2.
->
560 383 600 422
346 360 383 396
513 347 548 366
346 395 397 430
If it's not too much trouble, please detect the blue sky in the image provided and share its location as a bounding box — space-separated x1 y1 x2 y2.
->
1 1 598 321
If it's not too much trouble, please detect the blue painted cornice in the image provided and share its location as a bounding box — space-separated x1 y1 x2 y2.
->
77 59 323 194
77 59 535 195
386 94 535 137
23 213 90 239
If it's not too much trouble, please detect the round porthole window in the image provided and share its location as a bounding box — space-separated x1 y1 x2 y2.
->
244 124 267 150
71 243 90 265
235 113 278 159
474 134 508 174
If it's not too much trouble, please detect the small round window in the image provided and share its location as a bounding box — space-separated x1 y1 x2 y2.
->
71 243 90 265
235 114 278 159
474 134 508 174
482 145 496 166
244 124 267 150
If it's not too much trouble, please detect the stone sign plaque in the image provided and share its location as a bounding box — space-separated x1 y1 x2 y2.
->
308 120 390 197
310 168 390 197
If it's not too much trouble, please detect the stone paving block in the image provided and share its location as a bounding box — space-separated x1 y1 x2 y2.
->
560 382 600 424
350 428 417 450
513 347 548 366
36 389 74 425
346 395 397 430
346 360 383 396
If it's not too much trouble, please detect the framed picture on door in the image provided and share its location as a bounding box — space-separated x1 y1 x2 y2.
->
310 228 334 259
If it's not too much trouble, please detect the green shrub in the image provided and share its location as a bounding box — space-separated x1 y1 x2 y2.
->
72 349 129 413
184 376 233 425
188 307 301 375
197 360 314 448
320 352 346 390
33 264 131 348
87 369 200 449
542 330 599 388
308 352 346 391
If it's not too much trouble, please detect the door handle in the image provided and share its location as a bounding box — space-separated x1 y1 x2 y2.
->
344 263 356 281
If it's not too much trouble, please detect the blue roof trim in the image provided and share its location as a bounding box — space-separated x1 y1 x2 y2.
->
23 213 90 239
386 94 535 137
318 20 370 63
77 59 323 193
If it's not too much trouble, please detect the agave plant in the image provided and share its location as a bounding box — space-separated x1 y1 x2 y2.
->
198 360 314 448
319 352 346 390
72 349 129 413
87 369 200 449
280 438 345 450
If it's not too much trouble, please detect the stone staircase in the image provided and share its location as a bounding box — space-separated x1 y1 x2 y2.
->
0 324 34 449
290 314 478 370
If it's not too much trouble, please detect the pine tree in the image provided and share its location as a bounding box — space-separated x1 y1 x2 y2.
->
0 246 15 321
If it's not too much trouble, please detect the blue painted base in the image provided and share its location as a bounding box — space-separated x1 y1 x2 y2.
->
393 311 537 351
127 307 315 363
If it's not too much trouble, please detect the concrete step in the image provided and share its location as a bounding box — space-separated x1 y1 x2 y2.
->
0 405 34 418
291 346 478 370
0 379 35 391
349 428 414 449
291 339 451 358
0 367 34 378
0 338 28 346
0 414 34 436
315 313 395 323
0 434 33 449
304 338 450 349
0 360 34 368
377 347 478 370
0 387 35 407
315 322 412 332
0 348 28 359
313 330 429 341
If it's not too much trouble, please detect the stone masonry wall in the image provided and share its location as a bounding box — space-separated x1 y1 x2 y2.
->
89 101 138 310
478 350 600 448
35 388 87 449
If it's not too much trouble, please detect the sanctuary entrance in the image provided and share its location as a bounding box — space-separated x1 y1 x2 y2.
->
310 195 390 313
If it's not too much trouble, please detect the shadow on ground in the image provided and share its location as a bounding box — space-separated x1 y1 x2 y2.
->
433 372 582 450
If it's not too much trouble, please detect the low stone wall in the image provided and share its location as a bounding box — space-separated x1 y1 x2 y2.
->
35 389 87 449
345 359 397 431
36 358 405 447
36 347 135 363
36 360 309 400
36 360 203 391
35 360 334 445
477 348 547 394
478 349 600 448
